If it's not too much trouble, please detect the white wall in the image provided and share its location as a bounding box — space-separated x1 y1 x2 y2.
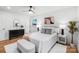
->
0 11 30 41
77 7 79 50
0 6 78 43
35 7 77 27
34 7 77 44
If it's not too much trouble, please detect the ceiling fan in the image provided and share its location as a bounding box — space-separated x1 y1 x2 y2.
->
23 6 35 14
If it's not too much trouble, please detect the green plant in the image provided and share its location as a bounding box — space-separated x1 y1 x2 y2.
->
68 21 78 44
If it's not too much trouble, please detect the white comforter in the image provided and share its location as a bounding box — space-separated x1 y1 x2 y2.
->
30 32 57 53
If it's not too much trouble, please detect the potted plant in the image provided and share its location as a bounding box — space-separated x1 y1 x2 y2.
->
68 21 78 47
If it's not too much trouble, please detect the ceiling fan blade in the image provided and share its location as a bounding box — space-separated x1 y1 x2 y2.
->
22 6 35 14
31 10 35 14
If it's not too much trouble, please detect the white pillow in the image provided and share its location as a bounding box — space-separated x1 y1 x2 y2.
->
53 28 59 33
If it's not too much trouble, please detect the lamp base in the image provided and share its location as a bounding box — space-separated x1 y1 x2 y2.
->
61 29 64 35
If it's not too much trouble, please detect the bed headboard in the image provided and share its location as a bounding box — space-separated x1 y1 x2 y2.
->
41 25 58 34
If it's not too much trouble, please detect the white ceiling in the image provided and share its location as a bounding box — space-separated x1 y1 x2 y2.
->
0 6 74 15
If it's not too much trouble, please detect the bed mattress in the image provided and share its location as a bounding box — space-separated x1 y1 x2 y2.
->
30 32 57 53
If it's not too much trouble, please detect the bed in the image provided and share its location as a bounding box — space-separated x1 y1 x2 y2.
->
30 32 58 53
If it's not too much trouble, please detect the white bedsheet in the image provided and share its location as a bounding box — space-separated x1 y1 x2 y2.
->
30 32 57 53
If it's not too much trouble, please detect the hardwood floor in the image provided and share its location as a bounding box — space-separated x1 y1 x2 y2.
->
66 46 78 53
0 36 78 53
0 36 23 53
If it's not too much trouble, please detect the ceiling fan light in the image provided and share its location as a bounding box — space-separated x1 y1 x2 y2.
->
29 6 34 11
30 8 34 11
29 11 33 14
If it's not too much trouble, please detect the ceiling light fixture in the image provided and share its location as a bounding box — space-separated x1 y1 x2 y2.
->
22 6 35 14
7 6 11 10
29 6 34 14
29 10 33 14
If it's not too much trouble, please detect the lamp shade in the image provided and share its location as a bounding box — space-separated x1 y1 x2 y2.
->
59 24 66 29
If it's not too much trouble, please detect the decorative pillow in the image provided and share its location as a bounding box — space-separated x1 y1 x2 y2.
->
41 28 46 33
22 34 30 41
45 29 52 34
52 29 55 33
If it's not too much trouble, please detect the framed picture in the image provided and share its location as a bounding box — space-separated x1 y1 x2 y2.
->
32 18 37 25
44 16 54 24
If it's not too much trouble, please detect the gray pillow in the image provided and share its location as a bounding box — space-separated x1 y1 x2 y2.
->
45 29 52 34
41 28 46 33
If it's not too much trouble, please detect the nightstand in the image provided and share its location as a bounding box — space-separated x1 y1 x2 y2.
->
58 34 67 44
